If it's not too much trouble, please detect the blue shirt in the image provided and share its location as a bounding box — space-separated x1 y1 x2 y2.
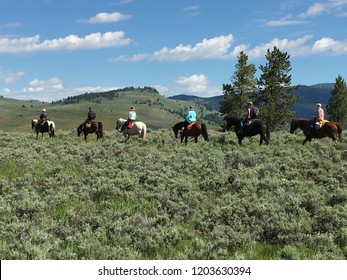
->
128 111 136 121
185 110 196 123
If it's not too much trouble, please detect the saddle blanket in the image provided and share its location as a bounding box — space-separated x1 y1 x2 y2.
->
127 121 134 129
187 122 196 129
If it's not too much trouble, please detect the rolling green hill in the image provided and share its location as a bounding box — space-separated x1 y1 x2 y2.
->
0 87 221 133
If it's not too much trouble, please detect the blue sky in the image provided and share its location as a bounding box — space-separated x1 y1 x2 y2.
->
1 0 347 102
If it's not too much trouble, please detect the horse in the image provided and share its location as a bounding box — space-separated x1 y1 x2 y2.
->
77 121 103 140
290 118 339 145
332 121 343 142
172 121 209 145
172 121 185 139
31 119 55 139
225 116 270 145
116 118 147 142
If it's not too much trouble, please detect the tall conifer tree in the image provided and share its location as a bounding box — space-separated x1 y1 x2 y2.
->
220 51 257 118
326 75 347 124
257 47 298 129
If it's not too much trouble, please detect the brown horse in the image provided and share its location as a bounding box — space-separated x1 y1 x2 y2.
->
77 121 103 140
290 118 339 144
173 121 209 145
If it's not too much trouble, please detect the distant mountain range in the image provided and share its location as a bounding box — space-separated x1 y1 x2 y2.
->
169 84 334 119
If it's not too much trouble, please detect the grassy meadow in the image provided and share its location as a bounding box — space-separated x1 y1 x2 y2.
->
0 127 347 260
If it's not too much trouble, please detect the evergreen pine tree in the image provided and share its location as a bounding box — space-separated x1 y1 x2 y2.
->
257 47 298 129
326 75 347 124
220 51 257 118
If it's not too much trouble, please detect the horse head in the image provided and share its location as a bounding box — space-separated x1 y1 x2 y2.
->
116 118 126 132
226 116 239 131
172 122 184 138
31 119 38 129
77 124 84 137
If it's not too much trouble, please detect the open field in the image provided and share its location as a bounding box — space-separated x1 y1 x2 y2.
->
0 88 221 133
0 128 346 259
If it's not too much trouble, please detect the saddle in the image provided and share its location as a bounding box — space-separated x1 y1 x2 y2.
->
314 120 328 129
85 122 92 128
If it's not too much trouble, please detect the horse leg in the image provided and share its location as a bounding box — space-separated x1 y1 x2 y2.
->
303 137 311 145
185 136 188 145
195 136 198 143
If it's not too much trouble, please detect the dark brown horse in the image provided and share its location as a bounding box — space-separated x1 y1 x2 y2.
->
173 121 209 145
77 121 103 140
290 118 339 144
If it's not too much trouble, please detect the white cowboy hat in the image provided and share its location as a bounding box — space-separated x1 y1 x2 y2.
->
316 103 322 107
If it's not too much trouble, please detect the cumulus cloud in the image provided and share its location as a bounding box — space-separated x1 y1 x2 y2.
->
111 33 347 63
3 77 121 102
84 12 131 24
25 77 64 92
176 74 209 94
112 34 233 62
0 31 132 53
0 70 25 83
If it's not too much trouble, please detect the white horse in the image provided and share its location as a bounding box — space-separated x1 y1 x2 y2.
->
116 118 147 142
31 119 55 139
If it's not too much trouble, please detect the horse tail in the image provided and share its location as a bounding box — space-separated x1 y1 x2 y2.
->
141 123 147 140
98 122 103 138
336 122 343 142
265 125 270 144
50 123 55 137
201 123 209 141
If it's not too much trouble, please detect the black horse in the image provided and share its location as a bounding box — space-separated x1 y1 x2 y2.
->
77 121 103 140
226 116 270 145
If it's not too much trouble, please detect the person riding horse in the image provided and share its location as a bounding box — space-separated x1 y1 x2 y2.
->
309 103 325 137
36 109 48 131
238 102 260 135
181 106 196 133
82 107 96 127
121 106 137 131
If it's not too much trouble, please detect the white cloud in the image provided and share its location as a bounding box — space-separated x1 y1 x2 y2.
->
300 0 347 18
112 34 233 62
111 33 347 63
247 35 314 58
176 74 209 94
85 12 131 24
0 32 132 53
26 77 64 92
4 77 121 102
265 18 306 27
312 37 347 54
0 70 25 83
183 5 201 16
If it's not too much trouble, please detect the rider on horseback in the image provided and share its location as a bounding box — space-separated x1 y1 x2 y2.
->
122 106 137 131
36 109 47 131
82 107 96 128
238 102 259 135
309 103 325 137
181 106 196 133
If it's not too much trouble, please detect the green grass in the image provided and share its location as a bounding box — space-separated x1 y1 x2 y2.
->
0 89 221 133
